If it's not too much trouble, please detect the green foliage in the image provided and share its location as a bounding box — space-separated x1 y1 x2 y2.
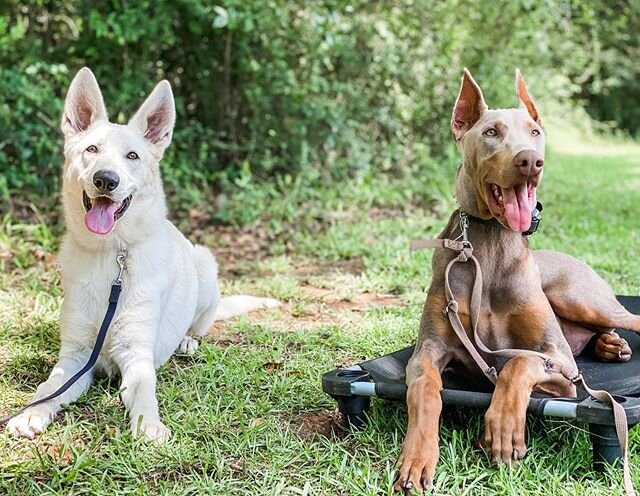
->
567 1 640 135
1 1 639 223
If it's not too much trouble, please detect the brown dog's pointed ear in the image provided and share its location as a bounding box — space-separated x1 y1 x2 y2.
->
515 68 542 126
61 68 108 137
451 69 487 142
129 80 176 154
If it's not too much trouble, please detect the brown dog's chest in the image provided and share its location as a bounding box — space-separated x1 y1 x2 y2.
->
434 220 556 366
453 298 551 354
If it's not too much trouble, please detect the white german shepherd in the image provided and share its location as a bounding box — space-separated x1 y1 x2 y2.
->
6 68 279 442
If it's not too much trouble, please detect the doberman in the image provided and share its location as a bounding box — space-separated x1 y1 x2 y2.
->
394 69 639 493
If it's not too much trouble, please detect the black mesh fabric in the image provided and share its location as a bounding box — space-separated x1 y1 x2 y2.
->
359 296 640 398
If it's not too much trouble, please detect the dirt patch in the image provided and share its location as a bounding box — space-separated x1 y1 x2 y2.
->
299 285 402 311
207 329 248 348
204 285 405 336
288 409 347 440
3 433 89 465
176 209 290 277
174 208 371 278
292 257 365 278
209 226 277 277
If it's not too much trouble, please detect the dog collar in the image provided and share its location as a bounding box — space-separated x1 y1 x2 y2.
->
464 202 543 236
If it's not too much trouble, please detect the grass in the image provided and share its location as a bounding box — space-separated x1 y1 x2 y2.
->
2 128 640 495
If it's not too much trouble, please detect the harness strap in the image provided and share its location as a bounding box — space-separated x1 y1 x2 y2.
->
0 249 127 426
413 236 635 496
443 255 498 383
410 238 471 254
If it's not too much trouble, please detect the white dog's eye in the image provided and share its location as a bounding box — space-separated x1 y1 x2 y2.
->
483 128 498 137
86 145 98 153
531 128 541 136
126 151 139 160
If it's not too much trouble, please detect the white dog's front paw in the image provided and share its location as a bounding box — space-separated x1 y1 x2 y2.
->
177 336 199 355
132 417 171 443
6 407 54 439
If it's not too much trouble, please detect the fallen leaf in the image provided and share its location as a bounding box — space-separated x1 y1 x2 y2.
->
263 361 283 373
249 418 267 428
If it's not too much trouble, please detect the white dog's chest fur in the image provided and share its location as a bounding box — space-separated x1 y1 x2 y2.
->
58 221 200 376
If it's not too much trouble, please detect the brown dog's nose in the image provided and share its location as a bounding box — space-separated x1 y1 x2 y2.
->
513 150 544 176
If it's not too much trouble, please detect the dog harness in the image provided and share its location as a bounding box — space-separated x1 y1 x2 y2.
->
412 210 635 496
0 249 127 426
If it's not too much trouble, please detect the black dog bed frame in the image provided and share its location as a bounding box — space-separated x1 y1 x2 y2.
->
322 295 640 471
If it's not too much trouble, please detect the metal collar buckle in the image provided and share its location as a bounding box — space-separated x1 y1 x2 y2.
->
522 202 543 236
485 366 498 379
570 373 584 385
442 300 459 317
458 211 470 245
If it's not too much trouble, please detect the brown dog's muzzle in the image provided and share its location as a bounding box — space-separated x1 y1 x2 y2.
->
514 149 544 178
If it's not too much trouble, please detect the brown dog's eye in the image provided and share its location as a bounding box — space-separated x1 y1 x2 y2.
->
126 151 139 160
483 128 498 137
85 145 98 153
531 128 541 136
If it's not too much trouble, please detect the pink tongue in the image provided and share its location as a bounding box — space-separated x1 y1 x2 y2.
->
502 184 532 232
85 199 119 235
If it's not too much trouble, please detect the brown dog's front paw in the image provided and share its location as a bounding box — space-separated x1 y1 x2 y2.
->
481 406 527 465
594 331 632 362
393 447 437 494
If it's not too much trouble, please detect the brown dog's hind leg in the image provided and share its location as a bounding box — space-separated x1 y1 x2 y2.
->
394 351 446 494
482 355 576 464
536 250 640 362
559 317 632 362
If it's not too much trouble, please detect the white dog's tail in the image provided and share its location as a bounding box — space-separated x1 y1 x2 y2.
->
214 295 281 321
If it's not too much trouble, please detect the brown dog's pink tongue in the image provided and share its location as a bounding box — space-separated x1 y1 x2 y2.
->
502 184 532 232
85 199 119 235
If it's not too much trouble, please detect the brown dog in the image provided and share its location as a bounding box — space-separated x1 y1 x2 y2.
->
394 69 639 493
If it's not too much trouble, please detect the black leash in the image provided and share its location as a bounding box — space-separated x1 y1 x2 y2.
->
0 249 127 425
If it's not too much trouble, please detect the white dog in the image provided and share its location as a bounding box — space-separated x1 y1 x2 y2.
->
6 68 279 442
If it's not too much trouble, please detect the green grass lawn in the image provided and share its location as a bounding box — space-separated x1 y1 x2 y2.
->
2 130 640 495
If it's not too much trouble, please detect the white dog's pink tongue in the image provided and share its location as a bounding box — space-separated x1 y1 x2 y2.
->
85 199 119 234
502 184 532 232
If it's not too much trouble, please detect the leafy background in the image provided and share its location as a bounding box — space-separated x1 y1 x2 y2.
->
2 0 639 225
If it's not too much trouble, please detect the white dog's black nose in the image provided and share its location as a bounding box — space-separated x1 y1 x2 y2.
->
93 170 120 193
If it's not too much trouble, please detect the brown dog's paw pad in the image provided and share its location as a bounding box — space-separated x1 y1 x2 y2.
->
594 332 632 362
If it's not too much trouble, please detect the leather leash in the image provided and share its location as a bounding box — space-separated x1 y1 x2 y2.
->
0 249 127 426
412 213 635 495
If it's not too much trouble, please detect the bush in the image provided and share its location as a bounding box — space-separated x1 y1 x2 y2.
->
1 1 638 223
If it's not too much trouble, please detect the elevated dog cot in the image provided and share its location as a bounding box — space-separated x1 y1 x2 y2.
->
322 295 640 471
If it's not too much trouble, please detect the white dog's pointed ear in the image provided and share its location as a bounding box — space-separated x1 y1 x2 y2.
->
129 80 176 152
515 68 542 126
61 67 108 137
451 68 488 142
